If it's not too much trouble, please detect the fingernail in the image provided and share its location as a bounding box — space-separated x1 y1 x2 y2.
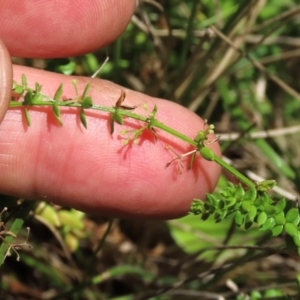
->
0 38 13 124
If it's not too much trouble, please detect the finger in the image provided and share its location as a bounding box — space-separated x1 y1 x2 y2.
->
0 0 136 58
1 66 221 219
0 39 13 124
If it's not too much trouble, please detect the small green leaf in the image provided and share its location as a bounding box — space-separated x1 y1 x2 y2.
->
257 193 271 208
285 222 298 237
201 212 210 221
274 211 286 225
72 79 79 97
256 180 276 192
250 291 262 299
271 225 283 237
37 203 61 227
14 85 24 94
235 184 245 198
21 74 27 86
206 194 218 207
243 187 257 202
204 202 211 211
81 83 91 100
114 110 124 125
35 82 42 93
54 83 63 102
275 198 286 213
235 211 244 227
286 208 300 224
217 200 225 209
257 212 267 226
32 90 41 103
81 96 93 109
265 205 277 216
189 200 204 215
293 214 300 226
24 108 31 126
52 104 63 126
241 201 251 212
214 210 227 223
65 233 79 252
225 197 236 208
80 108 87 129
150 105 158 119
57 210 84 229
260 217 275 231
293 232 300 247
248 205 257 221
24 90 33 105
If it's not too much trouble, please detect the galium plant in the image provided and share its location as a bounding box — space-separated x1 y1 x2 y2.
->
8 73 300 257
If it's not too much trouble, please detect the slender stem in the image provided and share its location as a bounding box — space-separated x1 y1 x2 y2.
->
9 87 254 189
9 99 197 146
212 155 256 188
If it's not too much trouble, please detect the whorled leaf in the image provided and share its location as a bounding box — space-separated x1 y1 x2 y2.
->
54 83 63 102
81 96 93 109
52 103 63 126
80 108 87 129
24 108 31 126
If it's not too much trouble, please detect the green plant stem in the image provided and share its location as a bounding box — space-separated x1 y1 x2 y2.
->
9 99 196 145
9 89 255 190
212 155 256 188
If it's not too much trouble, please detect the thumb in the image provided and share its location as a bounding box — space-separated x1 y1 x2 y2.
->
0 39 13 124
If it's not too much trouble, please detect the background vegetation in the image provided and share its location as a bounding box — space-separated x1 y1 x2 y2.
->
2 0 300 299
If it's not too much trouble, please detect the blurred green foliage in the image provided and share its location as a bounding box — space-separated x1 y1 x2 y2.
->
3 1 300 299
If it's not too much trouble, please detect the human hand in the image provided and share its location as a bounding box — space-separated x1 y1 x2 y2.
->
0 0 221 219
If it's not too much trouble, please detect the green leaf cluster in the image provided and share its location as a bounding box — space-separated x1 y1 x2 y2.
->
190 183 300 254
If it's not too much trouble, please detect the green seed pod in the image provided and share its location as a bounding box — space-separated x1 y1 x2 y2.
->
199 147 215 161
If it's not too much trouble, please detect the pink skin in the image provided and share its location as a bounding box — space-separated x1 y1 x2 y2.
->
0 0 221 219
